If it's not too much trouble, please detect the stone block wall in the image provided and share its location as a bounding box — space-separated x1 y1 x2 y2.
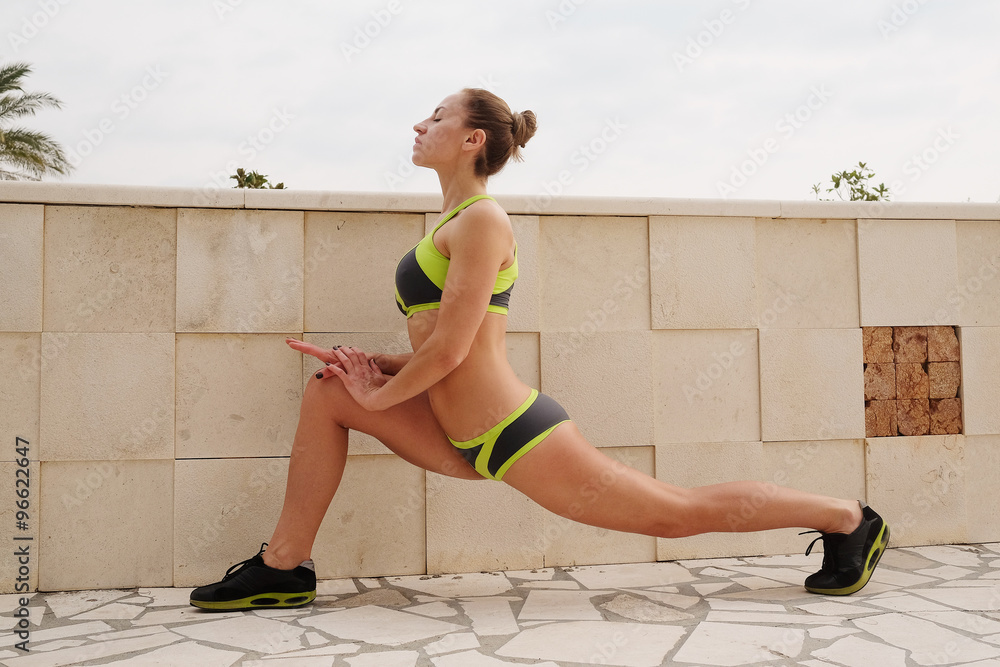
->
1 183 999 592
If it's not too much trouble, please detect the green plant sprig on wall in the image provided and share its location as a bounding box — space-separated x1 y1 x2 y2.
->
812 162 890 201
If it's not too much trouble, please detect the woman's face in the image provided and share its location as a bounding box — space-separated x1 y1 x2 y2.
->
411 93 470 169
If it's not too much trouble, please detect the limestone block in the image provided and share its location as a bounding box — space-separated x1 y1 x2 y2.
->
955 220 1000 326
928 362 961 399
540 216 649 332
895 363 929 399
542 446 657 567
304 212 421 333
175 334 302 458
865 400 897 438
312 456 426 578
0 461 39 593
177 209 303 333
863 327 894 363
39 333 174 461
507 216 541 333
857 219 958 326
866 436 966 547
0 334 40 457
649 216 756 329
863 364 895 401
929 398 963 435
893 326 927 363
303 332 412 456
426 473 548 573
39 460 173 590
959 327 1000 435
540 331 652 446
43 206 176 332
754 218 859 328
927 325 960 361
896 399 930 436
966 436 1000 543
759 329 865 442
656 442 766 560
174 458 287 586
652 329 760 444
0 204 43 331
506 332 540 389
761 440 866 555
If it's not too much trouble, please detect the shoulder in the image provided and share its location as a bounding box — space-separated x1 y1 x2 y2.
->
452 198 512 238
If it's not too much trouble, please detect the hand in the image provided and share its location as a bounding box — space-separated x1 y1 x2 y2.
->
285 338 371 373
325 346 387 410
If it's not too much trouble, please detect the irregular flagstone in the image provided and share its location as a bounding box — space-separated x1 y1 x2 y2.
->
386 573 512 597
297 606 463 646
911 610 1000 635
672 621 804 666
172 615 304 654
706 611 843 625
0 621 114 649
330 589 410 608
96 640 244 666
344 650 419 667
0 631 179 667
812 635 907 667
624 588 700 609
600 594 693 623
497 620 685 667
903 545 985 567
910 586 1000 611
432 650 560 666
405 601 459 618
853 613 1000 665
517 590 611 621
424 632 480 655
44 591 132 618
565 561 693 589
70 603 145 621
458 598 519 636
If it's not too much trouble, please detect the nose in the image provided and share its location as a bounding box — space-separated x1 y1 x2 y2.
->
413 121 425 134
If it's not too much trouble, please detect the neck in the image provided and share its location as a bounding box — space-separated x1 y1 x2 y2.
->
436 166 488 214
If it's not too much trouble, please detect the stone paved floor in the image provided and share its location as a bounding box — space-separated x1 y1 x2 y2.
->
2 544 1000 666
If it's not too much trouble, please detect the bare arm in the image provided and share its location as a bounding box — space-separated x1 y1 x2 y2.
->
372 352 412 376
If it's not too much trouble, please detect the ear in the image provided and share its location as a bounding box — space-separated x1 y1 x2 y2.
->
463 128 487 153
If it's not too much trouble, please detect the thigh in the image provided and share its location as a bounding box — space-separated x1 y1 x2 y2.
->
305 374 483 481
501 422 686 536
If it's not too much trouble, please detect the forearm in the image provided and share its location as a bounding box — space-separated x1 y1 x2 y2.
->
373 352 413 376
369 343 459 411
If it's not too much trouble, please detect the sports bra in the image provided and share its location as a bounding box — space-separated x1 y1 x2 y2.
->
394 195 517 318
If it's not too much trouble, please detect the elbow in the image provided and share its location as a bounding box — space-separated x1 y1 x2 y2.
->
437 347 467 373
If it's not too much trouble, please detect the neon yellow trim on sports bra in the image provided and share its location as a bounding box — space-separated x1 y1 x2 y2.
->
394 195 518 318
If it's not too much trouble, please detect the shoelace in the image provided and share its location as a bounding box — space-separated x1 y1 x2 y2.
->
799 530 840 573
222 542 268 581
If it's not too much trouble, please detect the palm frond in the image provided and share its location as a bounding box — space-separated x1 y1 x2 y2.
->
0 126 72 177
0 62 33 95
0 91 63 122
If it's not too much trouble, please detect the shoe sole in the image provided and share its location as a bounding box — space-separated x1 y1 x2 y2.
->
190 590 316 611
805 521 890 595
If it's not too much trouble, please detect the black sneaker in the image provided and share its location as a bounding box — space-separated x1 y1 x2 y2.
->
189 543 317 611
801 501 890 595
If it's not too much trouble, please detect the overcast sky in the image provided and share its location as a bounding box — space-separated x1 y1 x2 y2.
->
5 1 998 202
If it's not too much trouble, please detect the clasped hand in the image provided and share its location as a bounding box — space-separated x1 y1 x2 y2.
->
284 338 387 411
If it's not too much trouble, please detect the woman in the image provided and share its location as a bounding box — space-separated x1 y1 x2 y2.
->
190 89 889 611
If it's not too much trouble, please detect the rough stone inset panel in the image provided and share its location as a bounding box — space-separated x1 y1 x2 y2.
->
896 363 929 400
897 399 930 437
863 364 895 401
893 327 927 363
930 398 963 435
862 327 894 363
0 204 44 332
928 362 961 399
865 400 897 438
927 326 960 361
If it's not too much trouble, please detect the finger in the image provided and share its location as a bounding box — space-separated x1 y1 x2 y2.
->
287 339 336 361
333 347 355 372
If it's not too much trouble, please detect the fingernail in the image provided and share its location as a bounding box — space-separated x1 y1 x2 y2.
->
325 362 331 366
315 371 323 379
333 345 341 350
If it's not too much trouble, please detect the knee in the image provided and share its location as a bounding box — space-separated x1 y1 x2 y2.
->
303 373 347 410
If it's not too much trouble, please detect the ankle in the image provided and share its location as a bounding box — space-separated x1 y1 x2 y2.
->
834 500 863 534
262 543 308 570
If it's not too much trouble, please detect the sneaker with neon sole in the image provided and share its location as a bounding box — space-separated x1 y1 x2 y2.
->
801 501 890 595
189 543 316 611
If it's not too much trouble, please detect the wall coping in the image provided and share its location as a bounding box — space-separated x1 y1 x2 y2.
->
1 181 999 219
